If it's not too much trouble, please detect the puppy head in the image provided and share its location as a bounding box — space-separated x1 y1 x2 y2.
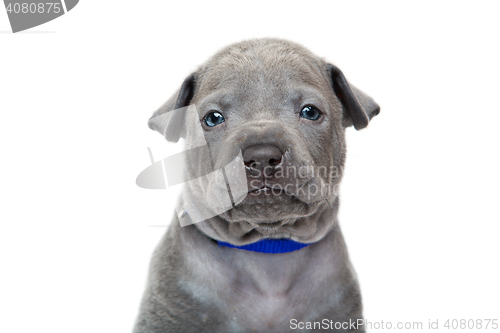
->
149 39 379 238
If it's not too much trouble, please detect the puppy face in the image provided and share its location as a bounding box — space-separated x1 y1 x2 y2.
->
149 39 379 236
189 44 345 224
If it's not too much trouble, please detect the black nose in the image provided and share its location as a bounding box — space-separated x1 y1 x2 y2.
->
243 145 282 177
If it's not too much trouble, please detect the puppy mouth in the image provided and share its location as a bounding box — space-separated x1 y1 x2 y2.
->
247 184 296 198
247 179 310 196
248 185 272 194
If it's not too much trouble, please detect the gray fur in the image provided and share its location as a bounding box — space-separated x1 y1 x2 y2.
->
134 38 379 333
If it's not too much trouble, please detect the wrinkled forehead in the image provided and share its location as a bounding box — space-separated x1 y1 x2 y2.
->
195 52 330 99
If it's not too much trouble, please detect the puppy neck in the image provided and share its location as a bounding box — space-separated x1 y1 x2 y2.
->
190 198 339 247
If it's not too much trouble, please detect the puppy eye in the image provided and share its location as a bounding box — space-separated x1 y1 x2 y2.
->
300 106 322 121
203 111 225 127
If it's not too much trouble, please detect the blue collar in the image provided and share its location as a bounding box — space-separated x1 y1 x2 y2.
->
217 239 311 254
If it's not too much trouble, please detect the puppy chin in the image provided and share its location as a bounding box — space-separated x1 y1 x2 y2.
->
219 192 321 224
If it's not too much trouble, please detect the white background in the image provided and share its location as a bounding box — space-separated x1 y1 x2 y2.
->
1 1 499 332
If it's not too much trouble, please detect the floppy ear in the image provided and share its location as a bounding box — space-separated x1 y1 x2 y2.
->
328 64 380 130
148 73 197 142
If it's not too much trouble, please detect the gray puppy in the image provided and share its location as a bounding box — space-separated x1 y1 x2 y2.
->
134 38 379 333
